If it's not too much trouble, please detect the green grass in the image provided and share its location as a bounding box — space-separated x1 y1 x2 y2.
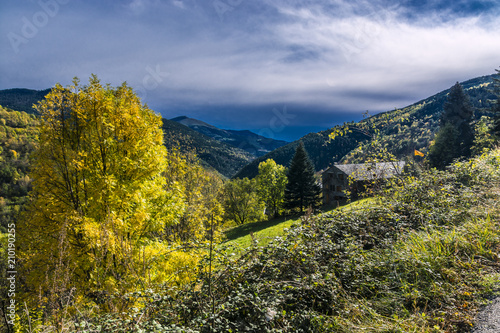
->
221 198 377 252
222 215 300 251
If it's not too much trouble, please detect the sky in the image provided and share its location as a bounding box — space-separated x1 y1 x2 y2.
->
1 0 499 141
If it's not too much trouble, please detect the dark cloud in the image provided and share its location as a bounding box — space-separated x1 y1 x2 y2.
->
1 0 499 140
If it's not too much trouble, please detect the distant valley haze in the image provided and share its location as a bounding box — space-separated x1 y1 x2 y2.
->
1 0 499 140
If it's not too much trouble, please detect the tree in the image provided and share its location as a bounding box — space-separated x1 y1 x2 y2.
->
441 82 474 155
428 82 474 168
163 150 225 243
256 159 287 218
18 76 184 313
491 68 500 138
223 178 264 225
427 123 460 169
284 142 321 212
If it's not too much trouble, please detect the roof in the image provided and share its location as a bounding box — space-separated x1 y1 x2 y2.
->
326 161 405 181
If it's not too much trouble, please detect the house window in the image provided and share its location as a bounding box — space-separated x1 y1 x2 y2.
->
338 174 344 180
336 186 342 192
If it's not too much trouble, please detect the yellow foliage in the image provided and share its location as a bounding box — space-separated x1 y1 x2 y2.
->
18 76 186 313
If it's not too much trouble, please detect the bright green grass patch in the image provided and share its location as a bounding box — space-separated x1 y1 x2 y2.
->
222 197 377 252
222 215 299 251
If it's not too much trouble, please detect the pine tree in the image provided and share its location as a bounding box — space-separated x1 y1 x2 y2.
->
428 82 474 168
491 69 500 138
284 142 321 212
440 82 474 157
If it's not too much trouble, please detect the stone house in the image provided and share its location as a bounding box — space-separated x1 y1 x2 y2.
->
322 161 405 205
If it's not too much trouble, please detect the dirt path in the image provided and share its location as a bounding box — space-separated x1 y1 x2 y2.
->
473 297 500 332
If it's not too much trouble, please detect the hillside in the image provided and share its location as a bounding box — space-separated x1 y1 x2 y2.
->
71 147 500 332
234 74 496 179
162 118 254 177
172 115 289 157
0 106 39 233
0 88 51 114
0 89 255 178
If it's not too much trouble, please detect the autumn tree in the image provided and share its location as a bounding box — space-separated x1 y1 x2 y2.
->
163 150 225 243
223 177 264 225
284 142 321 213
256 159 287 218
18 76 184 313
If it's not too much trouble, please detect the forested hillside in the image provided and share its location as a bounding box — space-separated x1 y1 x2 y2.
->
172 116 289 157
0 106 38 233
162 118 254 177
0 88 51 114
235 74 496 178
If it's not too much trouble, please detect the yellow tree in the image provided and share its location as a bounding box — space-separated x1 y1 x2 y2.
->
256 159 287 218
163 150 225 243
18 76 184 313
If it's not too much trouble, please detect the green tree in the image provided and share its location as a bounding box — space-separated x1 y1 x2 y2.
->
491 68 500 138
440 82 474 155
284 142 321 213
472 116 496 155
223 178 264 225
256 159 287 218
427 123 460 169
428 82 474 168
18 76 184 313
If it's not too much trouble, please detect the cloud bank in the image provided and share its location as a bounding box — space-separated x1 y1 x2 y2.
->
1 0 499 139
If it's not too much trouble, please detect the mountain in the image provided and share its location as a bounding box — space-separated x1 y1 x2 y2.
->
162 118 254 178
0 89 254 178
234 74 497 179
172 116 288 157
0 88 51 114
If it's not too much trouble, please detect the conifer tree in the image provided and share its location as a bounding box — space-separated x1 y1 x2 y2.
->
491 69 500 138
284 142 321 212
428 82 474 168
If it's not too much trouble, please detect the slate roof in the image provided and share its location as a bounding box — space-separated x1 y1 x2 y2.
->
330 161 405 181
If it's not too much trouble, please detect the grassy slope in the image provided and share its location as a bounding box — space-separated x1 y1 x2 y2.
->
222 197 377 252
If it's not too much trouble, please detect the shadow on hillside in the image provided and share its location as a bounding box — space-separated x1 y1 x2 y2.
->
224 215 300 242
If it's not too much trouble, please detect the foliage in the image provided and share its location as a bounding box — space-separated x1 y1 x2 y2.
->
17 76 185 319
427 123 461 169
223 177 265 226
0 106 38 233
491 68 500 138
64 148 500 333
428 82 477 169
256 159 288 218
284 142 321 213
163 149 225 243
472 116 496 155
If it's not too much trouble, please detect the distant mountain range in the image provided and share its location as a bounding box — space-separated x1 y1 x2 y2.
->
1 73 497 180
234 74 497 179
171 116 288 157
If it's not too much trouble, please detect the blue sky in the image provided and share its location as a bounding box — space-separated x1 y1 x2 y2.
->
1 0 499 141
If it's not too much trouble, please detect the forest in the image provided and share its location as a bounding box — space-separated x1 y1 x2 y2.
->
1 69 500 332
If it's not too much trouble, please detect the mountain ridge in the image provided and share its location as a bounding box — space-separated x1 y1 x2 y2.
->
233 74 497 179
171 115 289 157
